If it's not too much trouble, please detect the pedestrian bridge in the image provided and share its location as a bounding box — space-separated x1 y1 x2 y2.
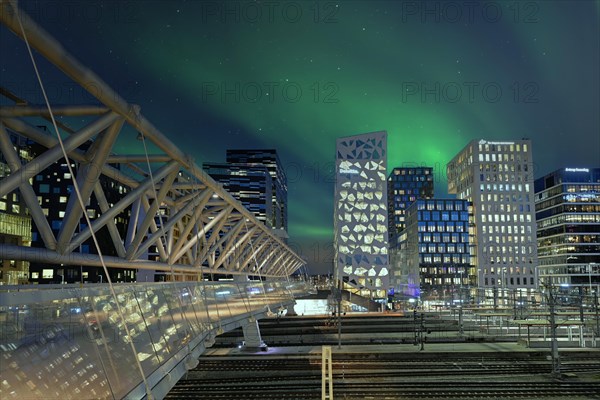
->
0 279 310 399
0 5 311 399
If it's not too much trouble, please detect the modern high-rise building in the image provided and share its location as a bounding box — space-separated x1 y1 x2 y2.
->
1 130 133 284
393 199 474 303
334 131 389 298
447 139 538 301
203 162 274 228
29 147 133 284
226 149 287 231
388 167 434 241
0 133 32 285
535 167 600 294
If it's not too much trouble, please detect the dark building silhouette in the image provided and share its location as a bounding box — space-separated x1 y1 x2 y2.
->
226 149 287 232
203 149 288 241
203 162 273 228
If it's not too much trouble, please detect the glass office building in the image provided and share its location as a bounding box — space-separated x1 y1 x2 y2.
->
535 167 600 293
226 149 287 232
203 162 274 228
393 199 473 303
387 167 434 242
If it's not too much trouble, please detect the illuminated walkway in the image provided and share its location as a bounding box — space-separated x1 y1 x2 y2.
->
0 280 309 399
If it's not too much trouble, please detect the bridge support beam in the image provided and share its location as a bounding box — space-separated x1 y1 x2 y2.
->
242 319 267 351
286 304 298 316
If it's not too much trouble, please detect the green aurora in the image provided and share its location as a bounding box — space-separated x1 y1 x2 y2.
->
2 1 599 272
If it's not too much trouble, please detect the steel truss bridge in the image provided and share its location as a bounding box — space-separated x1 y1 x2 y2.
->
0 1 304 279
0 2 310 399
0 280 309 399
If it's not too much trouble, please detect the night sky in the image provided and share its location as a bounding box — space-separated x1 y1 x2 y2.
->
2 1 599 274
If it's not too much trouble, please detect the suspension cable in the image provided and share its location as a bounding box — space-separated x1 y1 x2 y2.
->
12 4 153 398
137 132 172 276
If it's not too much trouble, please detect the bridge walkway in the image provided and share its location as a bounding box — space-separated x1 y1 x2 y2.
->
0 280 310 399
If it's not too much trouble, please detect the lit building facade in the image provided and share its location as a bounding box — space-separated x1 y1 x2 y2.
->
0 133 32 285
28 147 133 284
447 139 538 300
203 162 274 228
334 131 389 297
226 149 287 231
399 199 474 303
535 167 600 293
1 130 133 284
387 167 434 241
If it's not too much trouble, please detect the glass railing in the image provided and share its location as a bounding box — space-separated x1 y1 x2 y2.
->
0 279 308 399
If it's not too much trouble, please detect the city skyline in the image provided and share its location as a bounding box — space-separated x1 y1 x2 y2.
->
1 1 599 273
3 4 599 398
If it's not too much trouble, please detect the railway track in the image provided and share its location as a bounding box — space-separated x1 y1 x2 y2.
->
193 357 600 372
169 314 600 399
169 356 600 399
193 366 600 377
167 381 600 399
